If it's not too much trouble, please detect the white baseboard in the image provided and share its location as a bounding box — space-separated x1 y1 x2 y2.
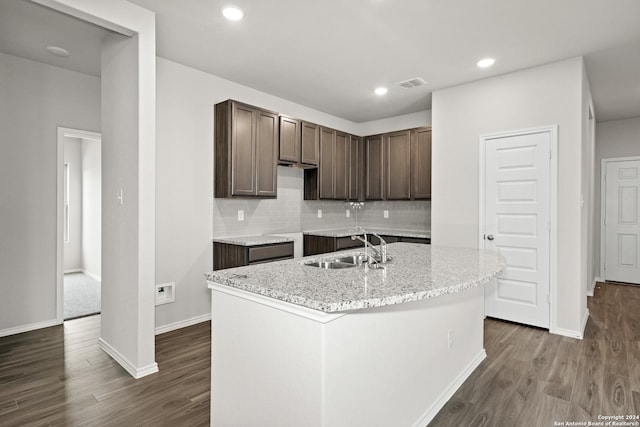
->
0 319 61 338
588 277 603 297
412 349 487 427
155 313 211 335
64 269 82 274
82 270 102 282
580 308 590 338
98 337 159 379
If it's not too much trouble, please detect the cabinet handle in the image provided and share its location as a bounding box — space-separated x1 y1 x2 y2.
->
486 234 495 241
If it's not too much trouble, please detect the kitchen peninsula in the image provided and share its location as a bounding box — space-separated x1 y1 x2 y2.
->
205 243 504 427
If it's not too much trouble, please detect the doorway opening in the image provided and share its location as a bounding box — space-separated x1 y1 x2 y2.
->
600 156 640 286
57 127 102 322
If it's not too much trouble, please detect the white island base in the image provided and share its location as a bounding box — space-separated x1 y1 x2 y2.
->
209 282 486 427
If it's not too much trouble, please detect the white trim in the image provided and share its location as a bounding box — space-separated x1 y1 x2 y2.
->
98 338 159 379
155 313 211 335
82 270 102 282
588 277 601 297
56 127 102 325
0 319 60 338
551 308 588 340
478 125 558 331
581 308 590 338
208 282 346 324
411 349 487 427
64 269 83 274
599 156 640 281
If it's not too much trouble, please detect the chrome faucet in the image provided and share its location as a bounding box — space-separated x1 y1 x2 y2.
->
351 231 388 265
369 232 388 263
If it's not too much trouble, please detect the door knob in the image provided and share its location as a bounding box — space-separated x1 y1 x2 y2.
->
486 234 495 241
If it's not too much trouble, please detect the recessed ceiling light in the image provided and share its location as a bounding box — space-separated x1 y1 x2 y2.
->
46 46 70 58
222 6 245 21
374 87 388 96
477 58 496 68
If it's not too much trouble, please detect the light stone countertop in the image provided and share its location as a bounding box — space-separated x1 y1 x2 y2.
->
212 235 294 246
303 228 430 239
205 243 504 312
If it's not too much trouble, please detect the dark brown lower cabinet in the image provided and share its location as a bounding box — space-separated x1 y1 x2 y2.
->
303 235 365 256
303 234 430 256
213 241 294 270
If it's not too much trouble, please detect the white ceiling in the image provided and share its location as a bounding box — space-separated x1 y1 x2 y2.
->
2 0 639 123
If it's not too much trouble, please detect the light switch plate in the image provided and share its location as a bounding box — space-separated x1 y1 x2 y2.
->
238 210 244 221
383 210 389 219
317 209 322 218
346 209 350 218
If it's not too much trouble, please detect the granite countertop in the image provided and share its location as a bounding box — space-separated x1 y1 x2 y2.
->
303 228 430 239
212 235 294 246
206 243 504 313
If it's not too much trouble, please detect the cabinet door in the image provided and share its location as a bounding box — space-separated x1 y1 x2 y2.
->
319 127 336 199
365 135 384 200
255 110 278 197
334 132 349 199
384 130 411 200
301 121 320 165
349 136 361 201
231 103 256 196
411 127 432 199
279 116 300 164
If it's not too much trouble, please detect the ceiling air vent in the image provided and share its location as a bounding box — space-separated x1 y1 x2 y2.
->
396 77 427 89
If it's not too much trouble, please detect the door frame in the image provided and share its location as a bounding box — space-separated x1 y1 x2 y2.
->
478 125 558 331
56 127 102 324
600 155 640 281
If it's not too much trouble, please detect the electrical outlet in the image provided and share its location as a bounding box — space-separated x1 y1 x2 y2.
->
346 209 350 218
383 210 389 219
317 209 322 218
237 210 244 221
448 329 454 350
155 282 176 306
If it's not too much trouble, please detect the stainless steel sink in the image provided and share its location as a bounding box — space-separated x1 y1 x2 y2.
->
305 253 391 269
304 261 357 269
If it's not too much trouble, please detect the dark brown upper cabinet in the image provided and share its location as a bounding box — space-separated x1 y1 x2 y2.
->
318 127 335 199
364 127 430 201
411 127 432 200
301 121 320 166
318 128 348 199
384 130 411 200
334 132 349 199
278 115 300 164
365 134 384 200
304 129 356 201
348 136 361 201
214 100 278 198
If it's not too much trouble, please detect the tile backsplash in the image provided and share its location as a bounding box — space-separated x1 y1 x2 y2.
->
212 166 430 237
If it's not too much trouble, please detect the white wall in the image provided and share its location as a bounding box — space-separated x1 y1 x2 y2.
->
101 29 156 377
594 116 640 278
63 137 83 271
0 52 100 336
155 58 431 331
81 138 101 279
358 110 432 136
431 57 588 337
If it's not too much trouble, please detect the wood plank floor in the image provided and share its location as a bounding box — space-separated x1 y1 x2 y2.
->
0 316 210 426
429 281 640 426
1 281 638 426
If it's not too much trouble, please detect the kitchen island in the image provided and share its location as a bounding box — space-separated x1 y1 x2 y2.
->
205 243 504 427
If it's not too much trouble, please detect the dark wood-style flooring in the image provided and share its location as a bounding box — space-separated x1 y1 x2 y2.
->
1 281 638 426
0 316 210 426
429 281 640 426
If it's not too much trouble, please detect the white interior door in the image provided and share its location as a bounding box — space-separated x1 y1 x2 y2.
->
482 129 551 328
604 159 640 284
